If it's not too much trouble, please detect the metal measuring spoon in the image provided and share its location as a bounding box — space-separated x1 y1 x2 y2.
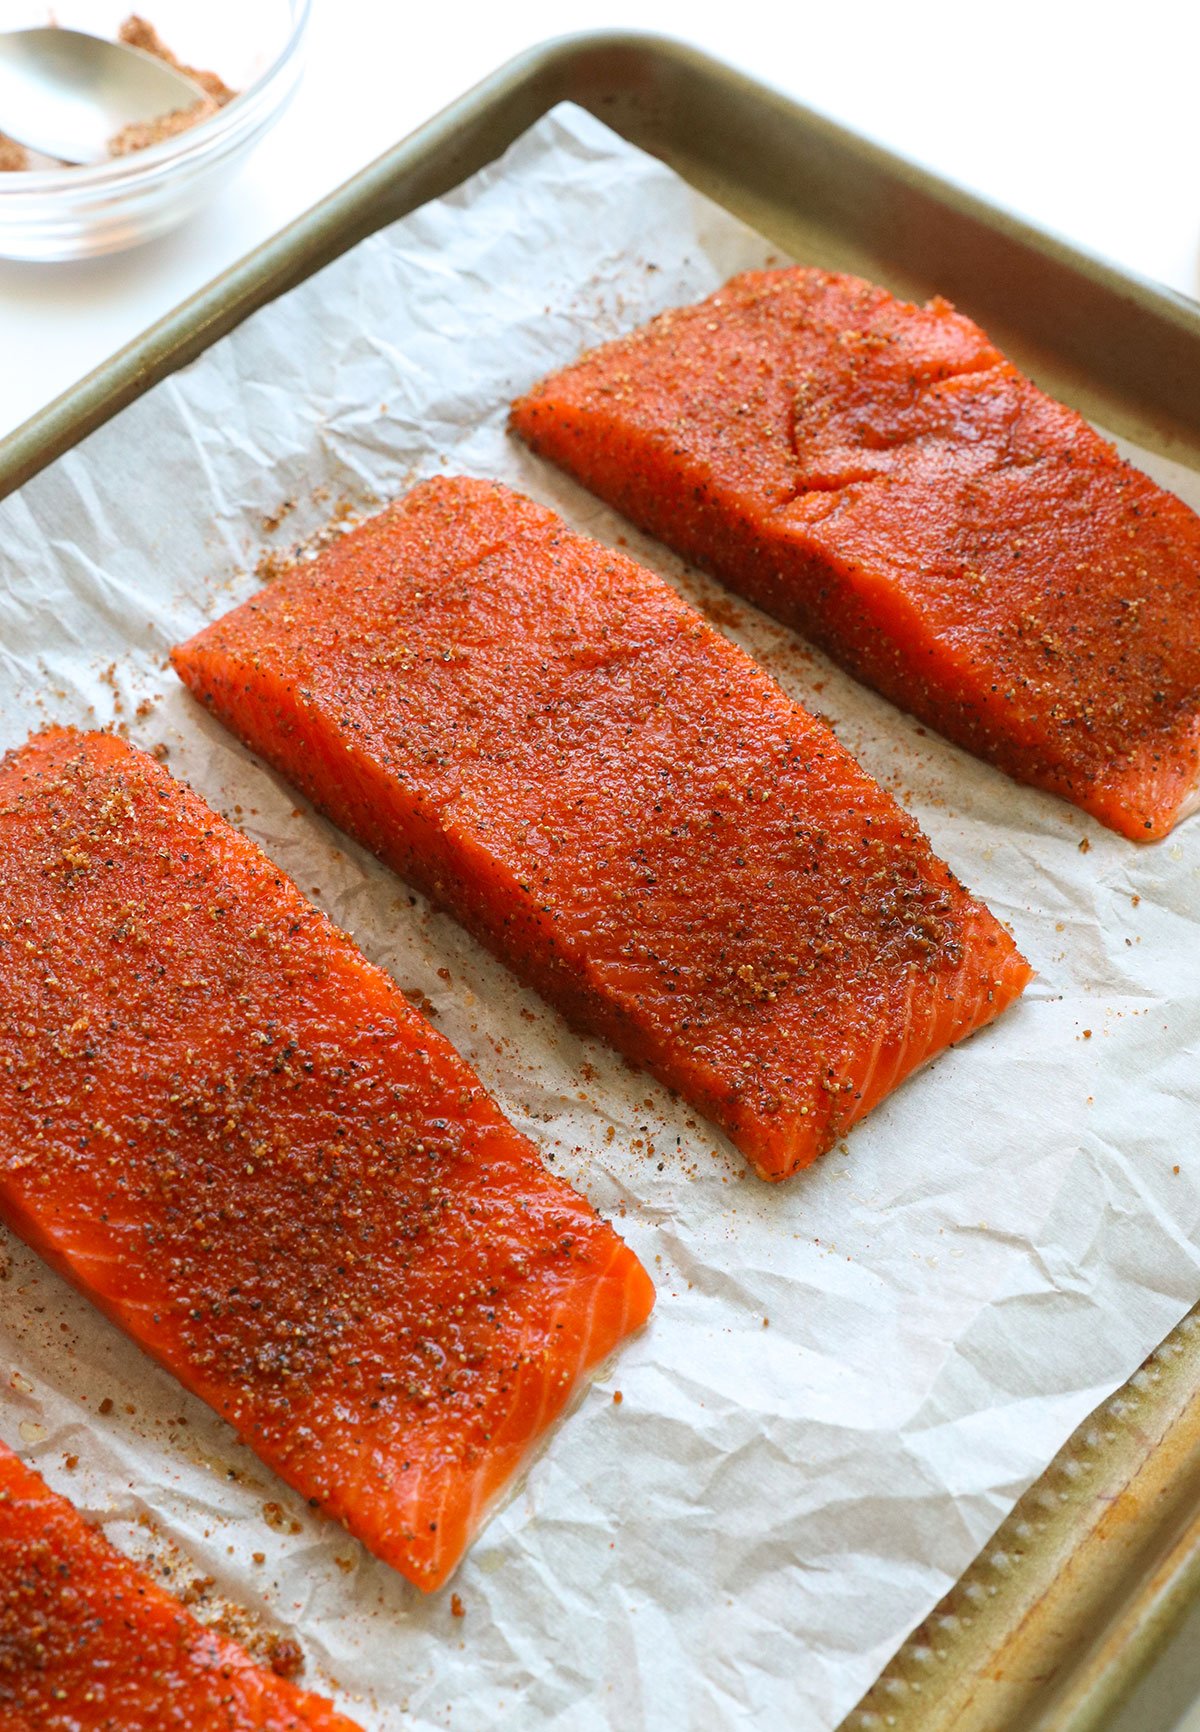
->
0 27 205 166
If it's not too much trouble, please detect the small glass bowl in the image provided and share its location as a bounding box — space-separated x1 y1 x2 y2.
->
0 0 309 261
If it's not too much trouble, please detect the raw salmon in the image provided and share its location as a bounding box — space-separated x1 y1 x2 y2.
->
172 477 1031 1180
0 1440 357 1730
510 267 1200 841
0 729 653 1592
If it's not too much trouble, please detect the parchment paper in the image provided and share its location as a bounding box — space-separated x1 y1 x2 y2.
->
1 103 1198 1731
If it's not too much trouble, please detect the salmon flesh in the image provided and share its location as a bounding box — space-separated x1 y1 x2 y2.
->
0 729 654 1592
510 267 1200 841
172 477 1031 1180
0 1440 359 1729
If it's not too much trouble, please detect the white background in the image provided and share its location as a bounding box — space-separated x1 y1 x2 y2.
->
1 1 1198 1725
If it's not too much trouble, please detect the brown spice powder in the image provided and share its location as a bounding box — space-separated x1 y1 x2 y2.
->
0 16 237 169
107 97 220 159
109 16 237 157
0 133 30 173
118 16 237 107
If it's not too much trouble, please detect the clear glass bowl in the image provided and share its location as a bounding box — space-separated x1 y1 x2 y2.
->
0 0 309 261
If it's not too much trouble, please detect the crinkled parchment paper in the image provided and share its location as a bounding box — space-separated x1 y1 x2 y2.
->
1 103 1198 1732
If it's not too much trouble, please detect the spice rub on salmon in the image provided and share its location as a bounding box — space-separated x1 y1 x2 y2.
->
510 267 1200 842
0 729 653 1593
0 1441 357 1731
172 477 1031 1181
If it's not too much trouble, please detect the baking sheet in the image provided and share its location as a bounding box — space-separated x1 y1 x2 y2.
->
0 101 1198 1731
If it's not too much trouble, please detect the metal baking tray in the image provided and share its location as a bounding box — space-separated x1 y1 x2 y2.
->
1 32 1197 1731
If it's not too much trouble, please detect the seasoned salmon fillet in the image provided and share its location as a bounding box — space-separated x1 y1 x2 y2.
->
0 1441 357 1730
510 267 1200 841
0 729 653 1592
172 477 1031 1180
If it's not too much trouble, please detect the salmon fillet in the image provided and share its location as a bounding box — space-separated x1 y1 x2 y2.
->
0 1441 356 1731
172 477 1031 1181
510 267 1200 842
0 729 653 1592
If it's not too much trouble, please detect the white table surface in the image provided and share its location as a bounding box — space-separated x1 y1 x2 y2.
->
1 0 1198 1724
